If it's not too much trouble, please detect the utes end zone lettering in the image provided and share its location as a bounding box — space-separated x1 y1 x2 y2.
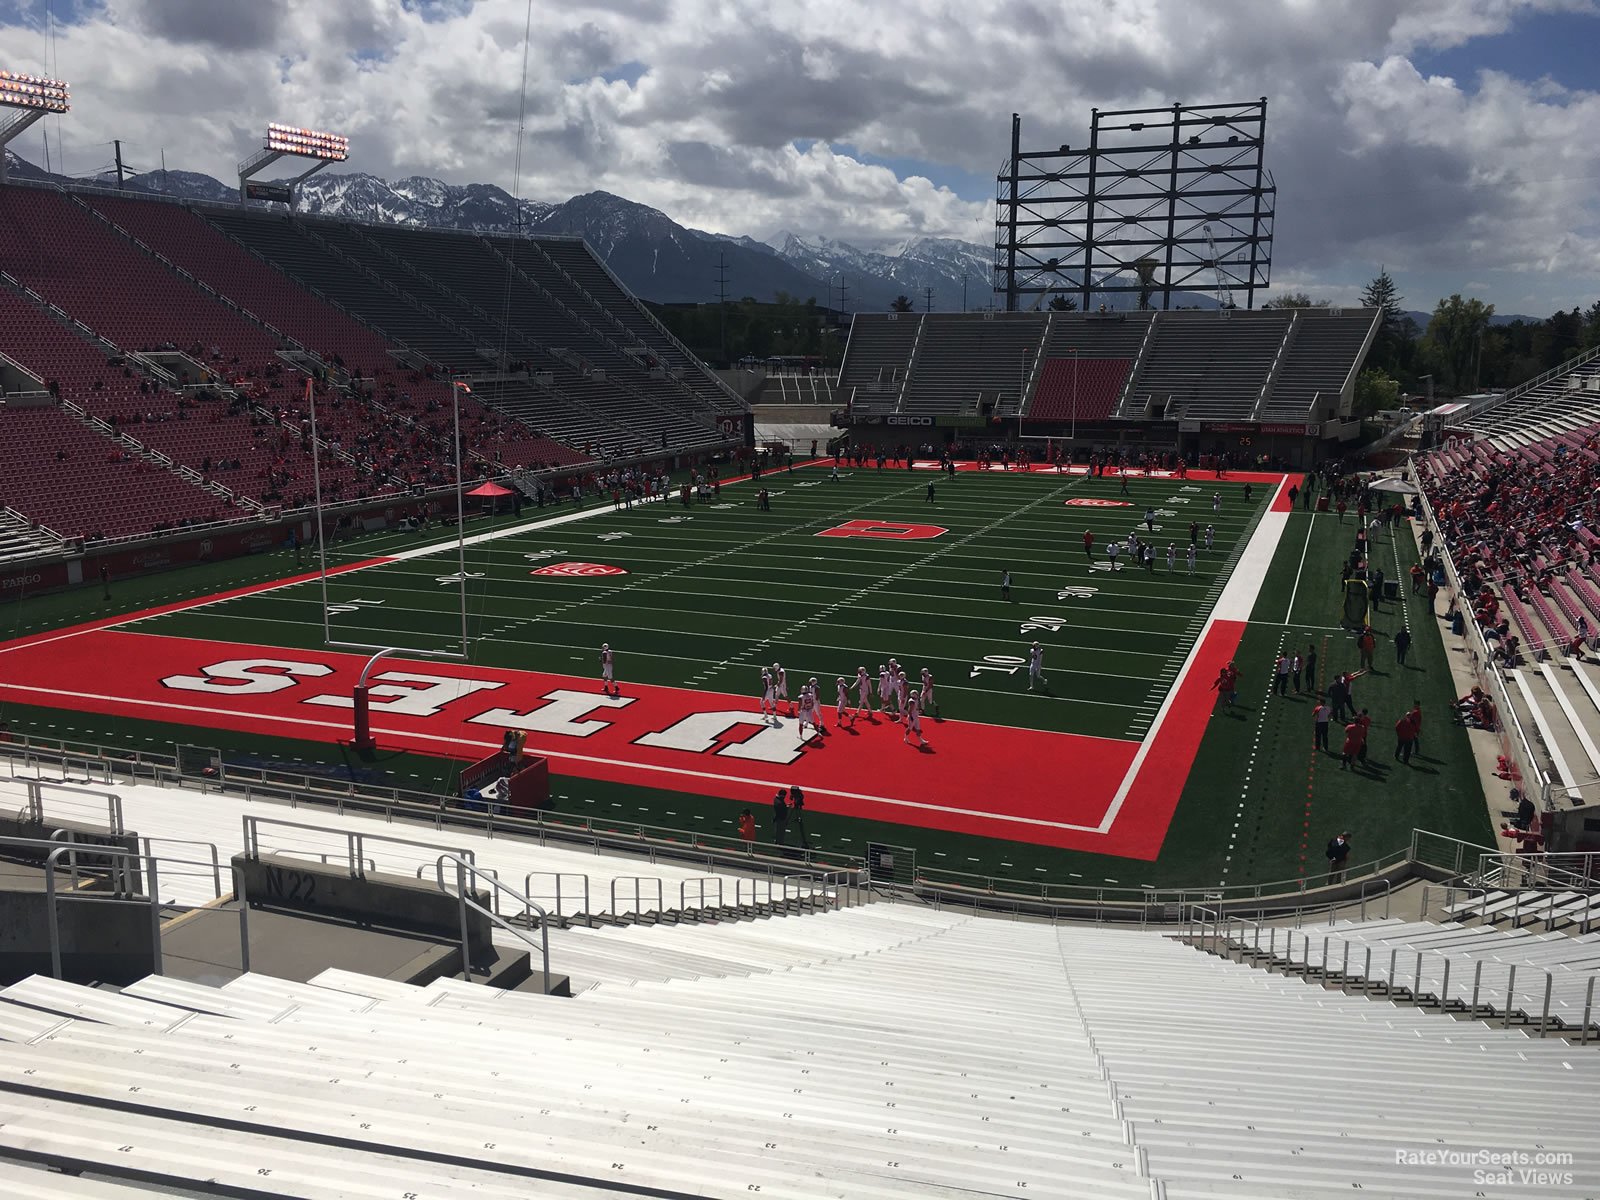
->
530 563 628 577
817 520 948 541
0 626 1240 857
1064 499 1131 507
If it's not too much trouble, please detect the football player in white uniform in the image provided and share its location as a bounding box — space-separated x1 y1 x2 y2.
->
903 692 927 747
772 662 791 716
855 666 873 719
759 668 777 723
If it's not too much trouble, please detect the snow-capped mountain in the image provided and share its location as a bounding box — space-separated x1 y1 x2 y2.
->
11 149 1196 311
765 231 996 311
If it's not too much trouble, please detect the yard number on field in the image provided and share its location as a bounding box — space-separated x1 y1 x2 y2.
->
970 654 1027 679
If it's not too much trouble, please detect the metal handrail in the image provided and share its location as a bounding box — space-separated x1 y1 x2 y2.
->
42 841 162 981
137 835 223 898
242 813 474 879
678 876 724 914
609 876 664 921
523 871 590 924
3 734 1507 923
433 852 550 985
23 778 124 835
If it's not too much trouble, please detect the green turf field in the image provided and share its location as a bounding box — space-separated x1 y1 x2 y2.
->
0 463 1493 893
124 466 1263 739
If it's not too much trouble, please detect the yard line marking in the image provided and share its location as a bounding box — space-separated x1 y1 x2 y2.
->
1282 508 1317 626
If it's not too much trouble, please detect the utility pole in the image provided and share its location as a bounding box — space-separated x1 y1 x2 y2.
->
923 286 933 313
113 139 127 190
715 252 730 364
962 274 968 313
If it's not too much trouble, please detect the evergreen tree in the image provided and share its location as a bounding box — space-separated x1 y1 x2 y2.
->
1360 269 1416 377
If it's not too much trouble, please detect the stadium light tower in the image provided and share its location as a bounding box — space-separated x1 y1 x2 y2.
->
237 121 348 207
0 70 70 185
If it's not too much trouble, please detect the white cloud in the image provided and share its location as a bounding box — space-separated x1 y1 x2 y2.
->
3 0 1598 311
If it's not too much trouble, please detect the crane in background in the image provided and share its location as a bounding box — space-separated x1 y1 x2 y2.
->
1203 224 1235 310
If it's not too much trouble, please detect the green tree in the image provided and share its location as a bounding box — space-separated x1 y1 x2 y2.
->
1047 294 1077 311
1265 291 1330 309
890 294 914 313
1353 367 1401 417
1359 269 1416 377
1420 294 1495 393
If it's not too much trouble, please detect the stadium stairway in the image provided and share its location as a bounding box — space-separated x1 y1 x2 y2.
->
0 508 66 564
0 917 1595 1197
1187 910 1600 1038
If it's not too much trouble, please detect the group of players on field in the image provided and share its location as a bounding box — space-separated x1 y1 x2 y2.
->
762 661 935 746
600 643 1055 750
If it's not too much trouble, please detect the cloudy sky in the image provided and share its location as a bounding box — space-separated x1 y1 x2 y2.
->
2 0 1598 315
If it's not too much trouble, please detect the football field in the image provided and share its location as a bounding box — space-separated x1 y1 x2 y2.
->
0 460 1283 867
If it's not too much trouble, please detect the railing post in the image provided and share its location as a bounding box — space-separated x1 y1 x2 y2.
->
1470 960 1483 1018
225 860 252 974
147 856 164 976
1439 957 1450 1011
1582 977 1595 1046
1538 972 1553 1038
1504 964 1518 1028
44 856 63 979
456 857 473 982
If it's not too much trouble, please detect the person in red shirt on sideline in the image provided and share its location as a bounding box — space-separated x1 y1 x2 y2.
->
1083 529 1095 558
737 809 757 845
1211 661 1240 708
1341 710 1370 770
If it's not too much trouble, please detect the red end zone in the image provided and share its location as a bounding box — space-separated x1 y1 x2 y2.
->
0 618 1243 859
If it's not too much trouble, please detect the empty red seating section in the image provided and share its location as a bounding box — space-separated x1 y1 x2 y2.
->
83 194 397 370
1029 358 1130 421
0 406 227 541
0 189 283 378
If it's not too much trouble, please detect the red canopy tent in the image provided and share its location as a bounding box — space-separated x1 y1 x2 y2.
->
466 480 515 517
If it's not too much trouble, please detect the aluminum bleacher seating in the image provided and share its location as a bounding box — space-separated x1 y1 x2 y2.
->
1257 308 1378 422
837 313 920 411
533 237 744 415
900 312 1044 415
1124 309 1293 422
0 916 1594 1196
1460 348 1600 448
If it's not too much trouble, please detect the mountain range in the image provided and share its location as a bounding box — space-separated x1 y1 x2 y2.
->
2 149 1538 326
